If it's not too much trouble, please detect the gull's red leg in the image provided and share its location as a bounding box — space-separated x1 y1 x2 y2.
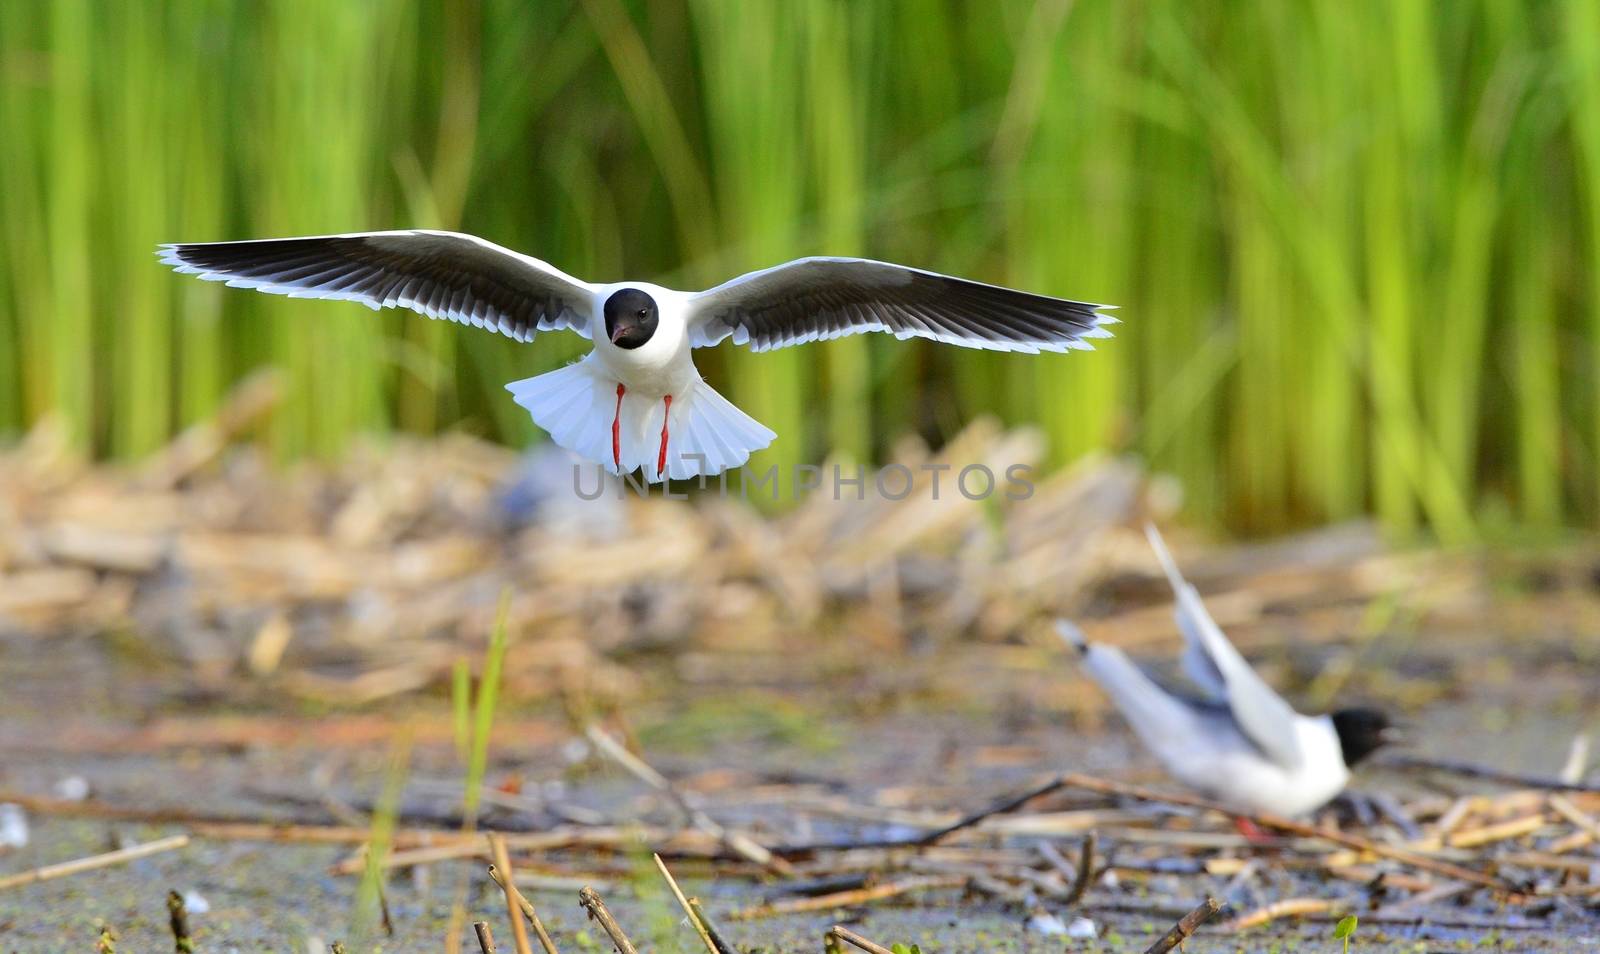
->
612 383 625 470
657 394 673 478
1233 816 1274 844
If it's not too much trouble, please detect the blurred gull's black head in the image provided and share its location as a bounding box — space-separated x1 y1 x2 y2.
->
1330 707 1399 767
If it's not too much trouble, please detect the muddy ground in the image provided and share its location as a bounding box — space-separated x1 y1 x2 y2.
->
2 592 1598 953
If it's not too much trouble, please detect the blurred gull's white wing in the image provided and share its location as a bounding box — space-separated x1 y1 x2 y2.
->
159 230 596 342
686 256 1116 353
1055 622 1256 772
1144 523 1306 769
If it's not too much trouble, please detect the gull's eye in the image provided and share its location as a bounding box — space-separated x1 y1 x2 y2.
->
637 308 649 318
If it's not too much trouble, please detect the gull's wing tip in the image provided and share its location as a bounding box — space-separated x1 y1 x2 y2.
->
1053 619 1090 655
1143 522 1187 591
155 244 192 268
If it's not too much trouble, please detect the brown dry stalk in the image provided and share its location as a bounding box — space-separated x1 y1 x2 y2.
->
0 834 189 891
1054 773 1519 893
167 890 194 953
488 836 534 954
1224 897 1337 931
1550 794 1600 840
1064 832 1096 906
1446 813 1545 848
824 926 896 954
1144 895 1224 953
329 841 487 875
578 886 638 954
729 874 965 920
474 921 498 954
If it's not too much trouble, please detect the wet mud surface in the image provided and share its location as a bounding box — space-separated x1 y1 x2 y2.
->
1 612 1598 951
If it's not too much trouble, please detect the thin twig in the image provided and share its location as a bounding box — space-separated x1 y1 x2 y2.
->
474 921 498 954
653 854 718 954
0 834 189 891
1144 896 1223 953
915 776 1068 845
578 886 638 954
687 898 740 954
488 836 533 954
584 725 792 876
729 875 965 920
824 926 895 954
1055 773 1519 893
487 863 561 954
1380 753 1600 793
1371 880 1472 918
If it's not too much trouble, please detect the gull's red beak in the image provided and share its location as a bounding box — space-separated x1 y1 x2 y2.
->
610 325 627 343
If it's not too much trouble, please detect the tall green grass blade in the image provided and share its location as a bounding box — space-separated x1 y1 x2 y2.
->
463 589 513 829
806 0 871 462
356 726 413 933
691 0 807 488
451 656 471 764
2 1 1597 536
1563 0 1600 520
45 0 94 450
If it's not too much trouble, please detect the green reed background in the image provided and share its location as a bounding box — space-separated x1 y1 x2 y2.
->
1 0 1597 539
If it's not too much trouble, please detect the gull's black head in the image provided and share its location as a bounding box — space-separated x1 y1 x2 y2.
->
604 288 658 350
1330 707 1398 768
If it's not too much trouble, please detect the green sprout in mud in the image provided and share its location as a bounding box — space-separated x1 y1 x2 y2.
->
1333 914 1358 952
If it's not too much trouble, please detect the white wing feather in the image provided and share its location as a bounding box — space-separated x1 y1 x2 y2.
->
1144 523 1305 769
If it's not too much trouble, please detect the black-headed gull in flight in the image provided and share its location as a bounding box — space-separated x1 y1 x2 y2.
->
160 231 1115 481
1056 525 1395 817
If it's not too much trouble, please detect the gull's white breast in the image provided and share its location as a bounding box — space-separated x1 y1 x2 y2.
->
1168 715 1351 817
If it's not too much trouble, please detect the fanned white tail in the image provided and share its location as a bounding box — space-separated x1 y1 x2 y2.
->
506 357 775 482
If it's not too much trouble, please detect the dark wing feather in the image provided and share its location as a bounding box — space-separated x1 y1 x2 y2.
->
687 256 1115 353
158 230 595 342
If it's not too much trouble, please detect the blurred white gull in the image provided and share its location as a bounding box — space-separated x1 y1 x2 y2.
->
1057 525 1396 817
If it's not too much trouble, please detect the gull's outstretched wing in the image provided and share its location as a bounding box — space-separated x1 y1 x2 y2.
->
1055 621 1253 769
159 230 596 342
1145 524 1306 769
686 256 1116 353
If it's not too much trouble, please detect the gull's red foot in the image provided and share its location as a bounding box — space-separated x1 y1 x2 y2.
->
657 394 673 478
612 383 625 470
1233 816 1275 845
